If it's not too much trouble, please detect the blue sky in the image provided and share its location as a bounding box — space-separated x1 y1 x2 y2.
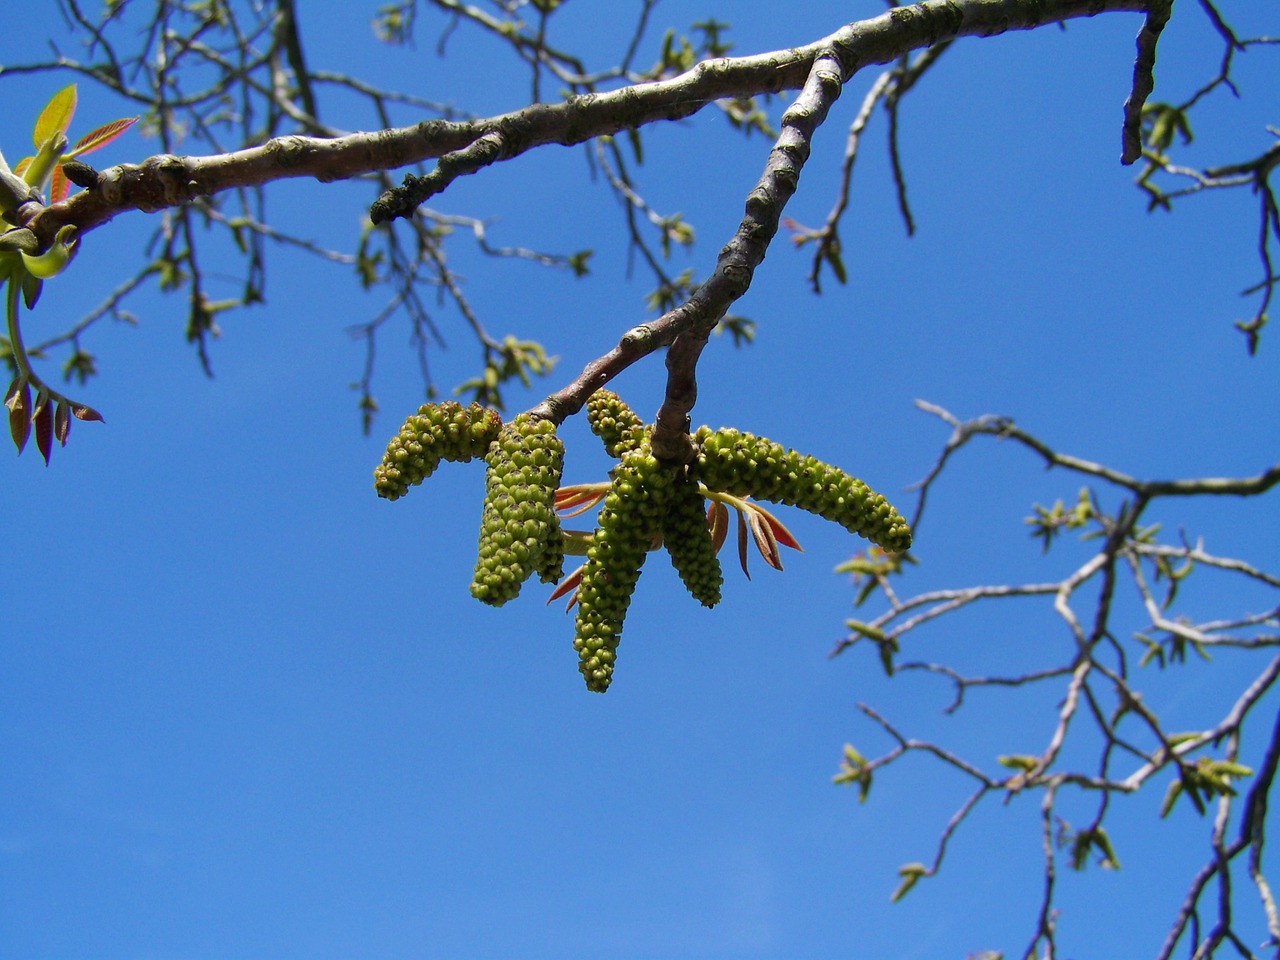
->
4 2 1279 958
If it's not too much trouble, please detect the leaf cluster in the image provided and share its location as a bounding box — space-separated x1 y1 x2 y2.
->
2 85 132 462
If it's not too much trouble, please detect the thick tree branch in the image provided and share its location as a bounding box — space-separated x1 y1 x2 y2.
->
23 0 1149 249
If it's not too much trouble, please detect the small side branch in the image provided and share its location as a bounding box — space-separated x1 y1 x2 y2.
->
650 50 848 461
1121 0 1173 165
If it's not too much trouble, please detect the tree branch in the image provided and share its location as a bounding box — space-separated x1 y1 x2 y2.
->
25 0 1149 250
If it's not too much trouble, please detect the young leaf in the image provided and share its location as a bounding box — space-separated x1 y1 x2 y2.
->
891 863 928 903
1069 831 1092 871
560 529 594 558
546 564 584 609
20 225 78 279
50 165 69 204
736 507 751 579
554 484 607 518
54 399 70 445
824 244 848 285
22 272 42 310
6 378 31 453
68 116 139 158
998 755 1040 772
747 507 782 571
33 396 53 464
753 502 802 552
1092 827 1121 869
844 618 888 644
627 128 644 165
33 85 78 148
707 500 729 553
71 402 104 422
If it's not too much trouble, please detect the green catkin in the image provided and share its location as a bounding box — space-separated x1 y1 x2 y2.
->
573 438 674 692
374 401 503 500
661 475 723 608
692 426 912 553
586 389 646 458
470 414 565 607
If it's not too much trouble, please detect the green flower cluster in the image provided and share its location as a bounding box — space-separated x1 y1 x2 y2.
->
471 414 566 607
574 437 675 693
373 390 912 696
660 476 722 608
586 388 645 458
692 426 912 554
374 401 503 500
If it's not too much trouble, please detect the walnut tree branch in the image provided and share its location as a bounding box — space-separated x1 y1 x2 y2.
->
648 48 848 462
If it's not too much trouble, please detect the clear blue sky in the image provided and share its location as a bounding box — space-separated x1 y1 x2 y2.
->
4 3 1278 958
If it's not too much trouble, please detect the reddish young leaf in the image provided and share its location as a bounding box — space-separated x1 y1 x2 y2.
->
747 507 783 571
555 484 605 509
33 399 54 465
707 500 729 553
546 563 584 609
54 400 71 445
33 85 77 148
555 487 607 519
50 164 69 204
754 503 803 552
71 403 104 422
736 508 751 580
70 116 139 156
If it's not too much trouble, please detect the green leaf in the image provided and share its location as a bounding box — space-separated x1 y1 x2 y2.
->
627 128 643 165
21 272 42 310
891 863 927 903
1092 827 1121 869
33 85 78 148
997 755 1039 772
62 349 97 386
1068 827 1120 870
832 744 873 802
20 225 77 279
844 619 886 644
824 244 847 285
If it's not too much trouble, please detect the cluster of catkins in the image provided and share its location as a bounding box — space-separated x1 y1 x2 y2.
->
572 391 911 692
375 393 911 694
375 401 564 606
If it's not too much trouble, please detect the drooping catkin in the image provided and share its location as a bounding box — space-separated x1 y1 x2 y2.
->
585 389 646 459
470 414 565 607
573 438 674 692
692 426 912 553
374 401 502 500
660 475 722 608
